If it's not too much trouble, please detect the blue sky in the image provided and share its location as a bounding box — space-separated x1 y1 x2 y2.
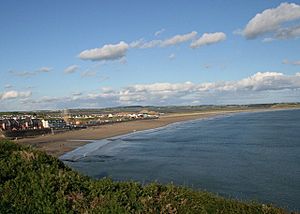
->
1 0 300 111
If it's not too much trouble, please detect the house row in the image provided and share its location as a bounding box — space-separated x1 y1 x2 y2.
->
0 118 69 131
0 118 43 131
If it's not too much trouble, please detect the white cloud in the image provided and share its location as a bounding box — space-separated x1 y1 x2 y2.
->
119 81 195 103
118 72 300 104
130 31 197 49
101 87 114 93
6 72 300 110
119 57 127 64
0 90 32 100
129 39 161 49
9 70 36 77
37 67 52 73
161 31 197 46
154 28 165 36
79 41 129 61
275 25 300 40
103 31 221 56
190 32 226 48
64 65 79 74
233 72 287 91
241 2 300 39
10 66 52 77
129 39 144 48
262 37 275 43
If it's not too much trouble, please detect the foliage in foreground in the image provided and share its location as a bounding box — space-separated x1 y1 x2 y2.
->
0 140 287 214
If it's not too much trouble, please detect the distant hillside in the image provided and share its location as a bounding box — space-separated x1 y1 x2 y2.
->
0 140 288 213
1 102 300 116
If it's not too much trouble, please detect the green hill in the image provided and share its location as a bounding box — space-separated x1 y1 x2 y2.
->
0 140 287 213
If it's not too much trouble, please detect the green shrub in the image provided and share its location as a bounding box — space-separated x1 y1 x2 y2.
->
0 140 287 213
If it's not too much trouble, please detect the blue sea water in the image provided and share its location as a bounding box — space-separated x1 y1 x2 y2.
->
61 109 300 211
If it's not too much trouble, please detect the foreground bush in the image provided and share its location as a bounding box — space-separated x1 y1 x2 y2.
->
0 140 287 213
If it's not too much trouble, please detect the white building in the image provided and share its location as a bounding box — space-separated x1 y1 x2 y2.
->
42 119 67 129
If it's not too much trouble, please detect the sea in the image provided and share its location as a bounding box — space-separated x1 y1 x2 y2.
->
61 109 300 211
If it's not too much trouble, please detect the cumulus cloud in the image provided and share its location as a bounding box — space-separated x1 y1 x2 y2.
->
129 39 161 49
161 31 197 46
119 57 127 64
101 87 114 93
190 32 226 48
82 30 220 62
241 2 300 39
130 31 197 49
79 41 129 61
107 72 300 104
8 72 300 110
0 90 32 100
37 67 52 73
262 37 275 43
119 81 195 103
275 25 300 39
231 72 293 91
64 65 79 74
117 72 300 104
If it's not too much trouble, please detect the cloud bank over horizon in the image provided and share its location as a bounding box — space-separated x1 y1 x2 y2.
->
2 72 300 111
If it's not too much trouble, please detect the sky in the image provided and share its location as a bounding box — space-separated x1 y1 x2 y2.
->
1 0 300 111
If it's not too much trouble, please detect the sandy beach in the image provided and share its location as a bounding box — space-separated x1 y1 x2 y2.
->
16 108 295 157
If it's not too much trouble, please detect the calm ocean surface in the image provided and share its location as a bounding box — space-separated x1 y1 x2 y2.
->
61 109 300 211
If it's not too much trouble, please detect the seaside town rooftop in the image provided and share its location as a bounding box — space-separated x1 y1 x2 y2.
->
0 108 161 139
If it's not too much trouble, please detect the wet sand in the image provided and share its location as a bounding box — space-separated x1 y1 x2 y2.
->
16 108 295 157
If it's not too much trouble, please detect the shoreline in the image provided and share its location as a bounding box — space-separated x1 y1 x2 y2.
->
16 107 299 157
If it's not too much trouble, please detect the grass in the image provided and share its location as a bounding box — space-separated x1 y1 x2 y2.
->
0 140 288 213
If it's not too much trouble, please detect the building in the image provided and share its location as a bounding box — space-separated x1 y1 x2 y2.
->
42 119 67 129
1 119 20 131
19 118 43 130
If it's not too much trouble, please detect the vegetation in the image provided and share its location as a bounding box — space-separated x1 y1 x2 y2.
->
1 103 300 117
0 140 288 213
